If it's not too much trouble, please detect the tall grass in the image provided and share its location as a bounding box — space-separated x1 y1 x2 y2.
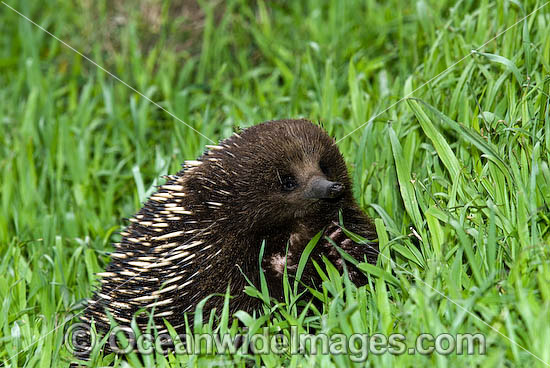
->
1 0 549 366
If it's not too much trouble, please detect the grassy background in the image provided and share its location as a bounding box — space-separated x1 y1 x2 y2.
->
1 0 550 366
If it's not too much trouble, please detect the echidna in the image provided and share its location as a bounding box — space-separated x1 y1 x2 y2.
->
80 119 378 349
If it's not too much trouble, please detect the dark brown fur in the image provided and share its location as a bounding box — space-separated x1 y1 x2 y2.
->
79 119 378 355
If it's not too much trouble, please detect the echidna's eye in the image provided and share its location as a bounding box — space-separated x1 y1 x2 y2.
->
281 175 298 191
320 161 330 176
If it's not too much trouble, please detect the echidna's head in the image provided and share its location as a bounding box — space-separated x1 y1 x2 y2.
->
185 119 353 233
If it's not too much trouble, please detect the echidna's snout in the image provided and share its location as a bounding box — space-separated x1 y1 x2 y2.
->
327 182 344 197
304 176 344 199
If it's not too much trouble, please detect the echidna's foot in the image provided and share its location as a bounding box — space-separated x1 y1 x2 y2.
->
265 253 298 277
321 221 368 285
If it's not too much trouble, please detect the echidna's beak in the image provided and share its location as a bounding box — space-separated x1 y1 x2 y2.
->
305 177 344 199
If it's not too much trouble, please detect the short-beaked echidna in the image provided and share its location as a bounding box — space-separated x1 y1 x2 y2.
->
81 118 378 340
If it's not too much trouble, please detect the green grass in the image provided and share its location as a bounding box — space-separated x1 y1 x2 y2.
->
1 0 550 366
